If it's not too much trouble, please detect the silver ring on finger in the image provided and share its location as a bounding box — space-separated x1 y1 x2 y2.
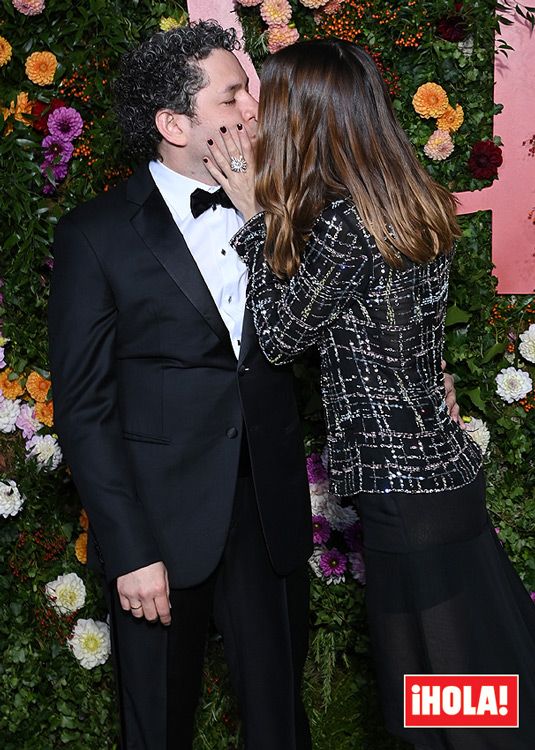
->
230 154 248 173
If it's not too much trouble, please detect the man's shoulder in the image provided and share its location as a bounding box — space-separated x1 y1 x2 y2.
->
60 177 131 233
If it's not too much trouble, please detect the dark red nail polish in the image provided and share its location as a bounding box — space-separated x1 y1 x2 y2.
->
220 126 227 133
237 123 243 130
207 139 213 146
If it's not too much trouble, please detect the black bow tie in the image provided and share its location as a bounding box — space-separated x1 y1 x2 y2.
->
190 187 235 218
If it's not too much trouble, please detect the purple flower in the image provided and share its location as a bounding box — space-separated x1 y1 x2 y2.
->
42 135 74 165
343 521 363 553
15 403 40 440
0 347 5 369
47 106 83 141
530 592 535 604
307 452 328 484
319 548 347 579
40 161 68 181
312 515 331 545
349 552 366 584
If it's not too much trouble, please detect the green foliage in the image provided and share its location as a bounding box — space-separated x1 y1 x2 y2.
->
0 1 533 748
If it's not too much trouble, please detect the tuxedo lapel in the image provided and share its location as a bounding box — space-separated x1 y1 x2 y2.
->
238 307 256 366
128 166 232 349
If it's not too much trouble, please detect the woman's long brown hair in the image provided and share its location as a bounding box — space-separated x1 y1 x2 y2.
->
255 40 460 278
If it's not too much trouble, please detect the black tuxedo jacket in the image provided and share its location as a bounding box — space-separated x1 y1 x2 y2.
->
48 164 312 587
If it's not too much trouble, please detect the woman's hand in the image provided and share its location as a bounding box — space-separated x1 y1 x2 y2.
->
203 124 261 222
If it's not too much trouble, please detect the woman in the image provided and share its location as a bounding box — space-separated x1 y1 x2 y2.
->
204 39 535 750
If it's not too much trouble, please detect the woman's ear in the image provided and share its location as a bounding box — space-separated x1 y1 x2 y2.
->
154 109 190 147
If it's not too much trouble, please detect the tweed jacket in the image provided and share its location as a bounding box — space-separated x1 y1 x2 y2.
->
232 198 482 497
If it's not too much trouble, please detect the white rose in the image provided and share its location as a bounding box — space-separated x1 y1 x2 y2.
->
26 434 63 470
495 366 532 403
464 417 491 455
322 495 358 531
0 480 24 518
309 480 330 516
519 323 535 364
308 548 324 579
0 396 21 433
68 618 111 669
46 572 86 614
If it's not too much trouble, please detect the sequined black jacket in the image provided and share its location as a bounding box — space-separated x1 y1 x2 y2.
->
232 198 482 496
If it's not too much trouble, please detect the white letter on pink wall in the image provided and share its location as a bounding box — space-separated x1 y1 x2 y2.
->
187 2 535 293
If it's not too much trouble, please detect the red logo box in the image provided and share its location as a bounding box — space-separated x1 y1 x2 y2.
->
404 674 519 728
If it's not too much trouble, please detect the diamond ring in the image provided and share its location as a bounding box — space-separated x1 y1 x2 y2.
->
230 154 248 173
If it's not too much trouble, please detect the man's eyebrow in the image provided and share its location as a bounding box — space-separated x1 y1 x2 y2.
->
219 77 249 95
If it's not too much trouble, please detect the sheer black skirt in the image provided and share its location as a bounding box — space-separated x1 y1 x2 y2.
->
356 469 535 749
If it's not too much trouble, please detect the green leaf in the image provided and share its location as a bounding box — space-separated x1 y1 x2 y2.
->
445 304 472 326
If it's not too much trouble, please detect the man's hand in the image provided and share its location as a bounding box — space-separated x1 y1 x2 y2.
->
117 561 171 625
442 359 465 429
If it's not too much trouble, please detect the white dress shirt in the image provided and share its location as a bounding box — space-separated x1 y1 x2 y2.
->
149 160 247 359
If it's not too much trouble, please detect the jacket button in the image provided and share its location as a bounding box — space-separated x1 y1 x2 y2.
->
238 365 249 376
226 427 238 439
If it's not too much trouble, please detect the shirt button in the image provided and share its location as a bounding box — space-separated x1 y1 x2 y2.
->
226 427 238 439
228 295 232 303
221 249 226 255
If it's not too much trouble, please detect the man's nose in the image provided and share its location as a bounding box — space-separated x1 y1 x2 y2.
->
240 91 258 122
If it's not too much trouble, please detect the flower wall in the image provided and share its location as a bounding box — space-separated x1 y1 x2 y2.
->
1 1 534 747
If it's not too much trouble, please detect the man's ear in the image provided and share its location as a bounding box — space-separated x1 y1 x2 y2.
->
154 109 190 147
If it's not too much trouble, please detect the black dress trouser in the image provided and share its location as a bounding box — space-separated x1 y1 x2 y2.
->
105 475 311 750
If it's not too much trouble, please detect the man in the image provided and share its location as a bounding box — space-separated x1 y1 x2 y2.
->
48 21 312 750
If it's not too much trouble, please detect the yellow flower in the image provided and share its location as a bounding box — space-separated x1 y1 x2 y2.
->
35 400 54 427
412 82 449 119
160 12 188 31
25 51 57 86
79 509 89 531
0 369 24 400
436 104 464 132
0 36 12 67
75 532 88 565
26 371 51 402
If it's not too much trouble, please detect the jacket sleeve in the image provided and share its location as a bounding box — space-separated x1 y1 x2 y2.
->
48 216 161 582
231 203 371 365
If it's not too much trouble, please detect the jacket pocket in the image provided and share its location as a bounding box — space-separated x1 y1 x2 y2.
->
122 430 171 445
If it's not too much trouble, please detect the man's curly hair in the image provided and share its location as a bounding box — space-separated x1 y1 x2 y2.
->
114 21 239 162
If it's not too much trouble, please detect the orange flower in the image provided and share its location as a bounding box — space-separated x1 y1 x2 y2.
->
35 400 54 427
0 369 24 399
0 36 12 67
75 532 88 564
25 51 57 86
26 371 51 402
412 82 449 119
436 104 464 132
79 509 89 531
2 92 32 134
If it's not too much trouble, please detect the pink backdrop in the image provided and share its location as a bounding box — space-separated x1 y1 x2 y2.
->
188 1 535 294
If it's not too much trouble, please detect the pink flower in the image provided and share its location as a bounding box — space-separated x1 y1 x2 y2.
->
47 106 83 141
423 129 454 161
299 0 329 8
15 403 40 439
0 347 5 370
267 24 300 54
319 548 347 580
312 515 331 545
42 135 74 165
349 552 366 584
235 0 262 5
261 0 292 26
307 452 328 484
12 0 45 15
